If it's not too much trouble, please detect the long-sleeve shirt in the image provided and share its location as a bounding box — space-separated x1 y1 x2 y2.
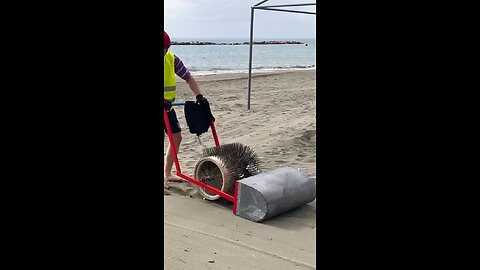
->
174 55 191 81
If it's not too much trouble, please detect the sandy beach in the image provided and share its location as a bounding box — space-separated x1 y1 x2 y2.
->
164 70 316 269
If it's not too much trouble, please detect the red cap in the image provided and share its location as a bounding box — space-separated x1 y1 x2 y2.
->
164 31 171 48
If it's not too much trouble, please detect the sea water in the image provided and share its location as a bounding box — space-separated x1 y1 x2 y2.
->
169 38 316 76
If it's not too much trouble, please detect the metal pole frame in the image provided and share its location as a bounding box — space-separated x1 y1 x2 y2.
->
246 0 316 109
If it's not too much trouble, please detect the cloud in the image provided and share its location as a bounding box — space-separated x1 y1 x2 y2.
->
165 0 316 38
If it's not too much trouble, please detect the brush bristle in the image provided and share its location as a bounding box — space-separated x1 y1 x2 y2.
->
202 143 262 192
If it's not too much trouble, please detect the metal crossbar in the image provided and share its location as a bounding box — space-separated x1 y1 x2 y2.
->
247 0 316 109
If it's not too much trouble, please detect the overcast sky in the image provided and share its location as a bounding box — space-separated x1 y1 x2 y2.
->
165 0 316 39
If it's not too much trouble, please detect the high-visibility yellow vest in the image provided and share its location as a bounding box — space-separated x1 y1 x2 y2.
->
164 51 176 102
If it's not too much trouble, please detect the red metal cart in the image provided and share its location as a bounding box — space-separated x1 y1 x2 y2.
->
164 103 239 214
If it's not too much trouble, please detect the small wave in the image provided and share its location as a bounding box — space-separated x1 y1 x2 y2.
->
190 65 316 76
188 66 238 72
256 65 315 69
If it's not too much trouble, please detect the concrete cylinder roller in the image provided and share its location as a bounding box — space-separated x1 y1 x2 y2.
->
235 167 316 222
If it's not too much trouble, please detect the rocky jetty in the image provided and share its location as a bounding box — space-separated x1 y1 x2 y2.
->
171 40 305 45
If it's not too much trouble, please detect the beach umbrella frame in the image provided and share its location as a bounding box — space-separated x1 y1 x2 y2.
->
247 0 316 109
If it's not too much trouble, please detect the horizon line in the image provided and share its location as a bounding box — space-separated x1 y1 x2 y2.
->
172 37 316 40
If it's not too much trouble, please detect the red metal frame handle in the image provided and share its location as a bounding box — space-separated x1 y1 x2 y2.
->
164 108 182 174
164 106 234 203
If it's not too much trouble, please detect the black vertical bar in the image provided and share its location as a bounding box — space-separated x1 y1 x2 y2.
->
247 7 255 110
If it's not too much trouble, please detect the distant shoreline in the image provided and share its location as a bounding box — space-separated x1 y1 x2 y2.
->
171 40 310 46
189 66 316 77
190 69 316 81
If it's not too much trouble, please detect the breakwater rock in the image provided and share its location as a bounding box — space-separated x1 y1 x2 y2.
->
171 40 305 45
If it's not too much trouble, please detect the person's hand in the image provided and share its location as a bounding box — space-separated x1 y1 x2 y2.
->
196 94 208 105
195 94 215 123
164 99 172 111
